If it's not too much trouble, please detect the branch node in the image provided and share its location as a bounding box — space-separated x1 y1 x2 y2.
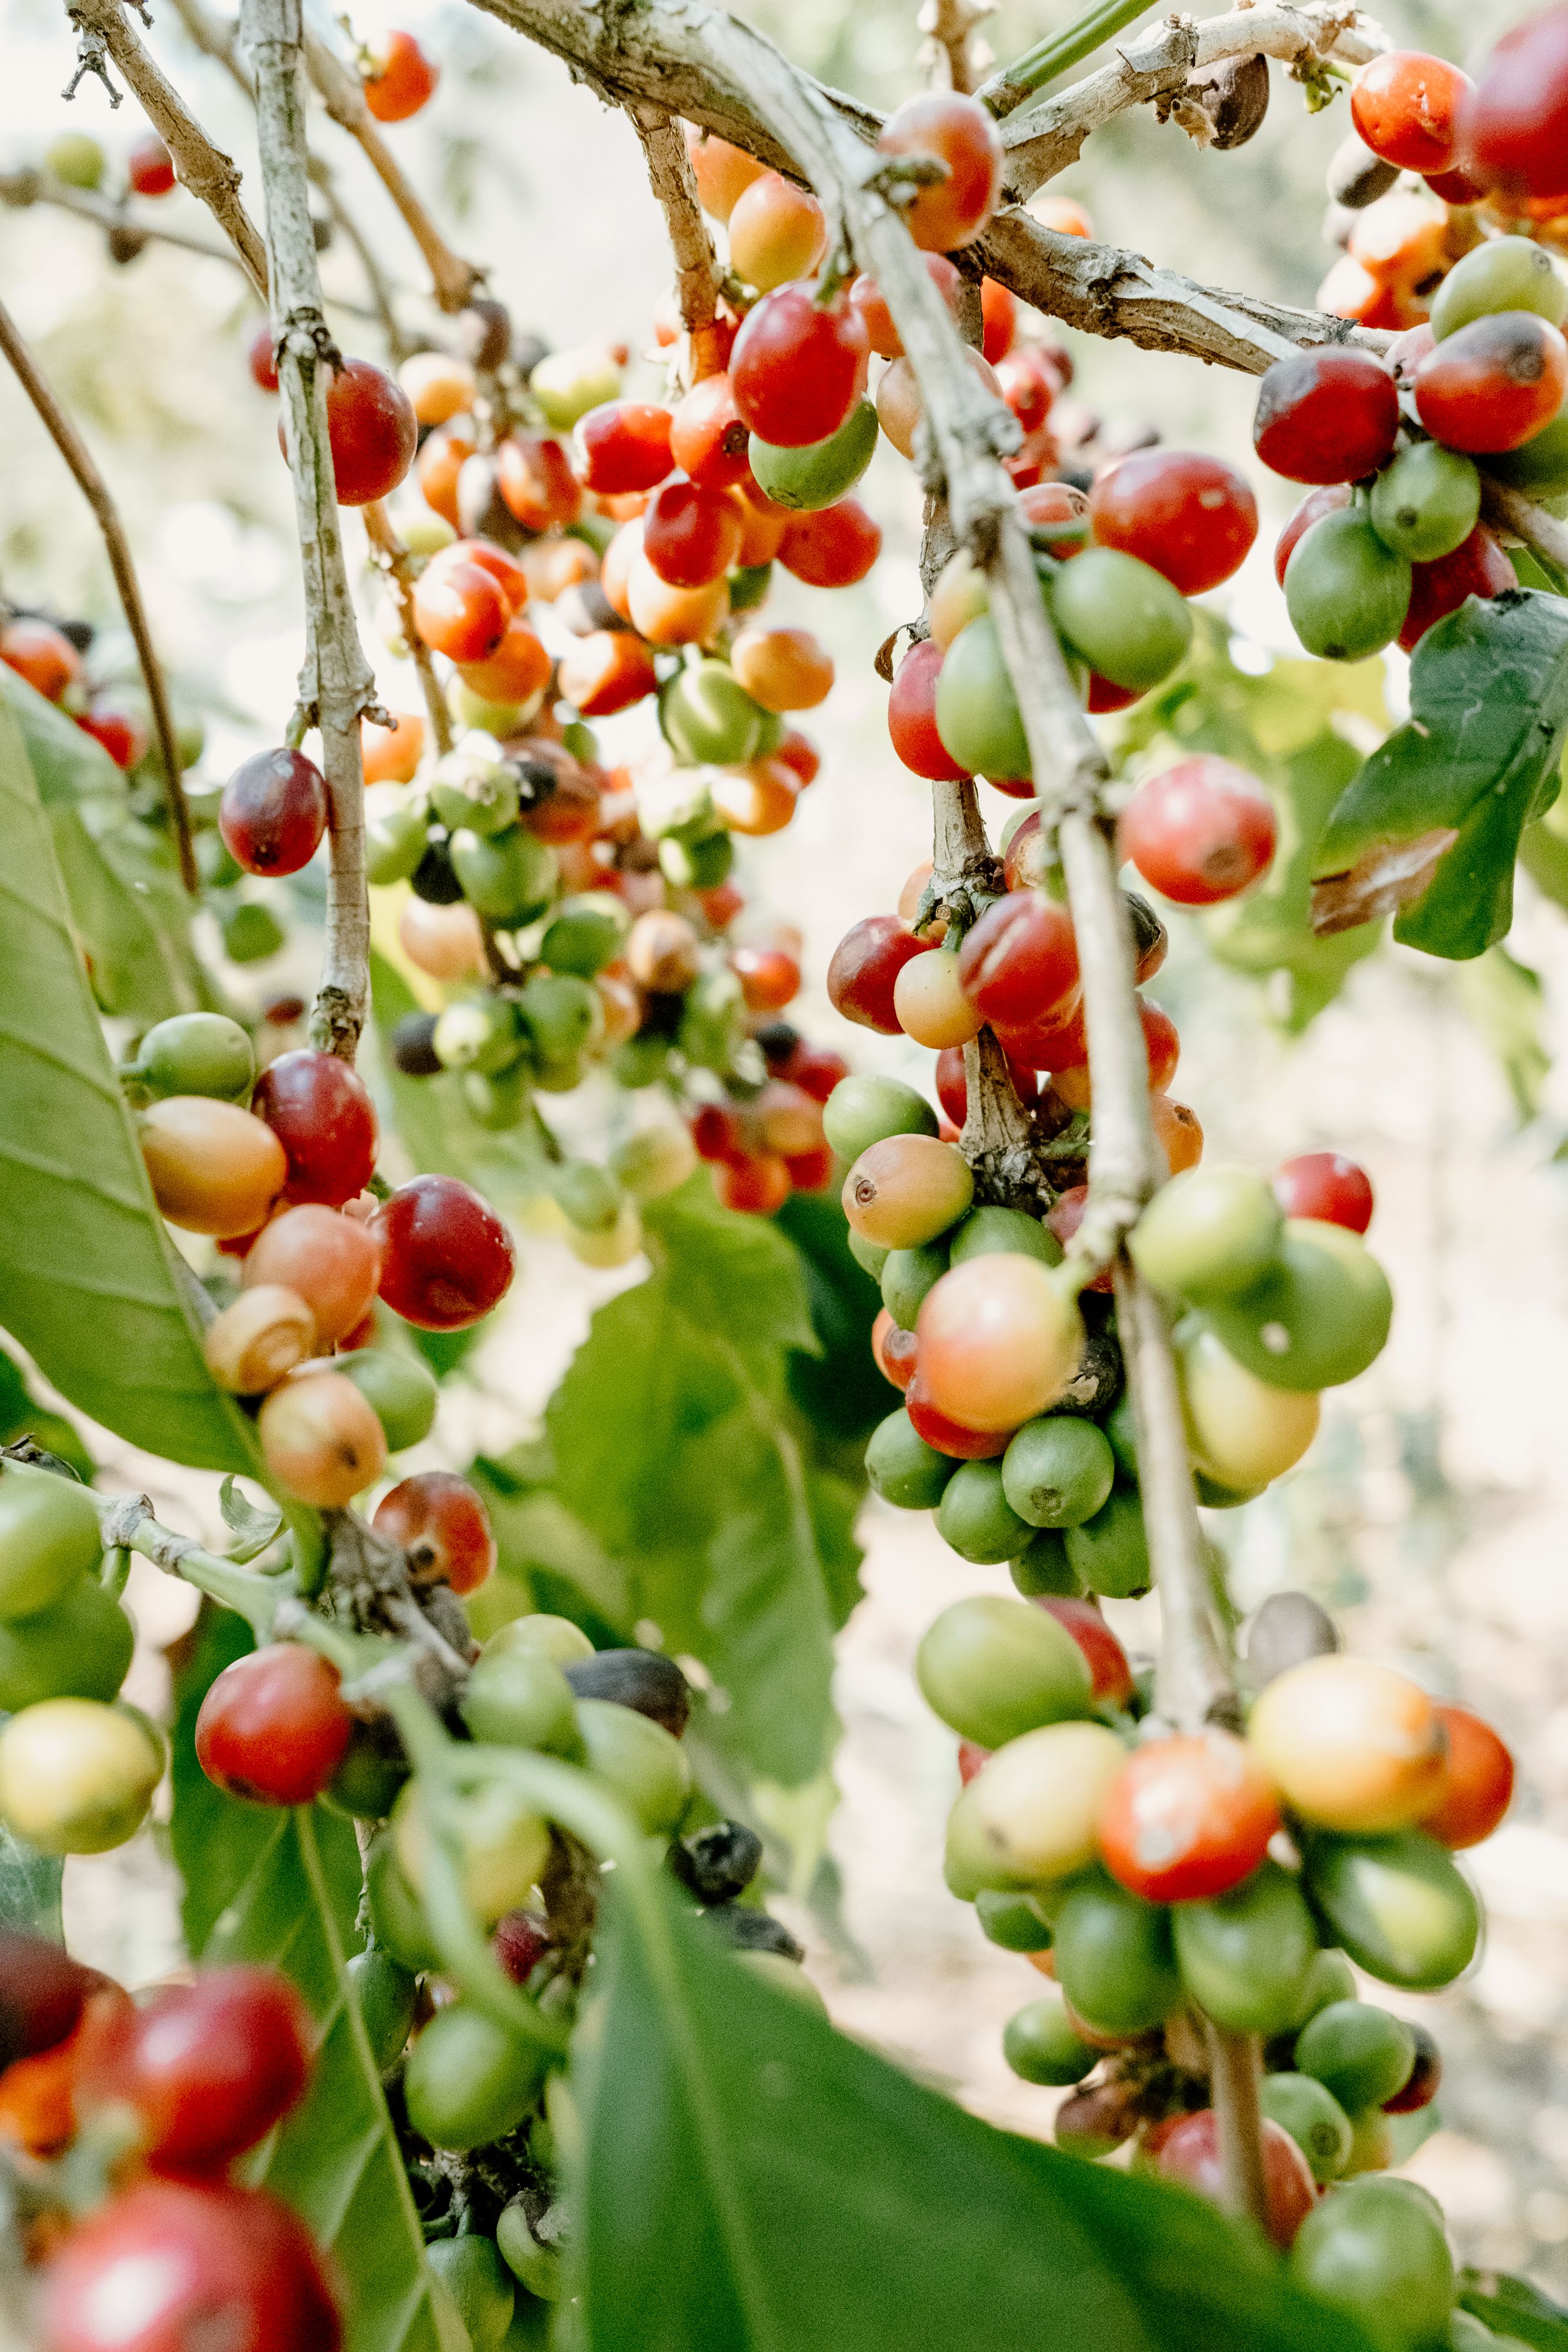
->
63 15 122 103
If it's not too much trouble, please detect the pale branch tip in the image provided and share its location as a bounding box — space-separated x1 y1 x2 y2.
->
0 294 199 894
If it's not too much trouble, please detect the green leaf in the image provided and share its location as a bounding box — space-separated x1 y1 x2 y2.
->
774 1190 887 1455
219 1475 285 1563
0 1342 94 1481
1456 947 1551 1123
1460 2271 1568 2350
169 1611 460 2352
545 1176 855 1786
4 670 212 1025
0 1817 62 1940
0 687 257 1474
1312 590 1568 960
574 1875 1380 2352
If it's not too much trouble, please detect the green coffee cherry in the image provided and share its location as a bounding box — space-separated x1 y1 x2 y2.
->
325 1726 409 1821
936 1460 1034 1565
1289 2177 1455 2349
496 2199 561 2300
1049 547 1193 694
427 2236 516 2352
609 1125 697 1202
576 1696 691 1835
539 894 627 978
430 751 520 838
1003 1993 1098 2086
435 996 524 1077
365 799 430 885
450 827 558 925
1128 1166 1282 1303
976 1888 1054 1952
346 1945 418 2072
463 1065 531 1130
847 1230 891 1281
449 680 530 738
220 901 286 964
881 1241 950 1332
461 1646 581 1756
866 1409 958 1509
335 1349 439 1452
748 400 877 512
948 1205 1063 1268
1295 1999 1416 2112
132 1013 255 1105
1486 409 1568 499
678 968 746 1074
1369 443 1481 564
1285 510 1412 664
1171 1857 1317 2036
0 1463 102 1621
637 766 721 846
1301 1829 1480 1991
915 1595 1092 1748
823 1076 938 1162
533 344 623 429
484 1614 596 1667
46 133 106 189
1051 1871 1179 2036
1259 2072 1353 2184
1064 1485 1150 1599
403 2003 548 2150
659 660 768 768
1203 1219 1392 1391
550 1159 623 1235
935 615 1031 780
1290 1945 1358 2027
0 1576 133 1710
660 830 734 891
1102 1389 1139 1481
365 1833 440 1971
1430 235 1568 341
1002 1417 1115 1531
518 971 602 1073
728 562 773 613
1009 1529 1081 1597
0 1699 162 1855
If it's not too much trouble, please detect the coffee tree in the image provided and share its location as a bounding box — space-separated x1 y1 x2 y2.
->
0 0 1564 2345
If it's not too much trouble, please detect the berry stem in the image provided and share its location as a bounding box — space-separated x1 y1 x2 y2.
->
627 103 726 383
0 293 199 894
978 0 1158 119
242 0 379 1060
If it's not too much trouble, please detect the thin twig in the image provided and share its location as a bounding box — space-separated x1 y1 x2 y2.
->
627 103 724 383
66 0 271 298
300 27 483 312
363 499 453 757
1481 479 1568 577
242 0 377 1058
919 0 992 95
0 293 199 894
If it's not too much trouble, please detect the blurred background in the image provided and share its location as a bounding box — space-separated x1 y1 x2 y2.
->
5 0 1568 2289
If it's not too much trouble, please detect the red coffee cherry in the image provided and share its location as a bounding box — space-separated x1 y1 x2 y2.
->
219 747 329 877
1414 310 1568 453
250 1048 377 1207
714 1152 793 1215
195 1645 355 1806
575 401 674 495
372 1173 516 1329
981 277 1017 362
641 476 744 588
888 639 969 781
1099 1729 1280 1903
2 616 83 703
1252 348 1400 483
77 1965 312 2173
779 496 882 587
1420 1704 1514 1849
363 28 439 121
827 915 928 1033
669 373 753 490
412 556 509 662
497 432 581 532
1035 1596 1135 1707
849 255 960 359
247 322 280 393
1457 8 1568 201
79 700 149 770
730 283 870 448
957 891 1080 1025
1351 51 1472 174
557 631 660 717
128 135 176 196
875 93 1004 252
1089 449 1258 596
43 2179 342 2352
1119 756 1277 907
1157 2112 1316 2249
1399 523 1514 652
306 358 417 506
373 1471 496 1594
904 1370 1011 1459
1272 1150 1373 1233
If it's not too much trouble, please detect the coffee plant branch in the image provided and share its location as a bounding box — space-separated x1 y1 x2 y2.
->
627 103 725 382
241 0 379 1058
0 295 199 893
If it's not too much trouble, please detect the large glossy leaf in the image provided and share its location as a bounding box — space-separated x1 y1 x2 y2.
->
1460 2271 1568 2348
4 671 211 1025
0 689 255 1473
168 1619 457 2351
573 1873 1379 2352
546 1176 855 1788
1312 590 1568 960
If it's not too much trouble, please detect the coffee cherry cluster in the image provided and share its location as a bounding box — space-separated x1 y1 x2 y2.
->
0 1456 159 1860
123 1010 511 1502
937 1575 1511 2339
0 1935 341 2351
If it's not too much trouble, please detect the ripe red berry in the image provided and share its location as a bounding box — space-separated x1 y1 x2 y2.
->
79 700 149 770
313 358 417 506
1156 2112 1315 2249
1119 756 1277 907
195 1645 355 1806
1089 450 1258 596
981 277 1017 363
250 1047 378 1207
78 1966 312 2174
776 1040 848 1102
362 28 439 122
904 1371 1011 1458
575 401 674 495
1272 1150 1373 1233
494 1911 552 1984
372 1173 516 1329
827 915 928 1034
219 747 329 877
888 639 969 781
956 891 1079 1025
1457 7 1568 202
691 1102 749 1164
1 616 82 703
1351 51 1472 174
779 496 882 587
1035 1596 1135 1706
412 556 509 662
1399 523 1515 652
247 322 280 393
1252 348 1400 484
44 2179 342 2352
1099 1729 1279 1904
1421 1704 1513 1849
497 432 581 532
641 476 744 588
875 93 1004 252
128 134 176 197
669 373 753 490
1414 310 1568 453
730 283 869 448
373 1471 495 1595
714 1151 792 1215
